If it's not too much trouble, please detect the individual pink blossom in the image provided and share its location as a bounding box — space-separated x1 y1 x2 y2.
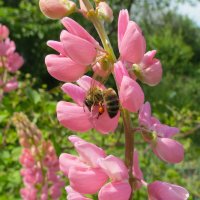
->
57 75 120 134
7 52 24 72
98 181 132 200
114 61 144 112
3 78 18 93
19 149 35 168
45 17 100 82
60 17 99 65
0 38 16 56
118 9 146 64
148 181 189 200
39 0 76 19
117 10 162 86
20 186 37 200
0 24 9 40
133 50 162 86
139 102 184 163
98 155 131 200
59 135 108 194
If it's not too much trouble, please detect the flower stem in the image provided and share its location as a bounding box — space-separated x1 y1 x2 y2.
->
121 108 134 199
81 1 135 198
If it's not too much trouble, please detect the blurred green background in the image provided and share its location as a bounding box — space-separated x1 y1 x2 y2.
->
0 0 199 199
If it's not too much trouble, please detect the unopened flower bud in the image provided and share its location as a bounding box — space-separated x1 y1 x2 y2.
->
0 24 9 40
19 138 30 148
97 2 113 23
39 0 76 19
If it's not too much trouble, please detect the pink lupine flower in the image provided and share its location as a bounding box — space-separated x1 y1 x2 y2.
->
3 78 18 92
98 182 132 200
7 52 24 72
66 186 92 200
117 10 162 86
50 181 65 200
39 0 76 19
59 135 108 194
98 155 131 200
20 186 37 200
133 50 162 86
114 61 144 112
45 17 100 82
118 9 146 64
19 149 35 168
14 113 64 200
0 38 16 56
60 17 100 65
0 24 9 40
148 181 189 200
139 102 184 163
57 75 120 134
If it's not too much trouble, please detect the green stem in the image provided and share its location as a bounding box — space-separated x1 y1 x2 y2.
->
82 0 116 61
121 109 134 199
81 1 135 199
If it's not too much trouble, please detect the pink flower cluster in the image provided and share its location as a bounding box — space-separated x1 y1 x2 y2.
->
60 136 189 200
13 113 64 200
0 24 24 99
41 1 189 199
20 142 65 200
45 10 163 134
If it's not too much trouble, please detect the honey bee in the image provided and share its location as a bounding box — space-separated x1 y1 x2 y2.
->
84 87 119 118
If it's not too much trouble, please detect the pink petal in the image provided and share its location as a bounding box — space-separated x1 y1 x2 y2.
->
92 109 120 134
56 101 93 132
98 155 128 181
60 30 97 65
142 50 157 67
148 181 189 200
98 181 131 200
61 83 86 106
118 9 129 49
68 135 85 144
3 78 18 92
47 40 67 56
141 60 162 86
77 75 105 91
74 140 106 167
119 76 144 112
153 124 179 138
152 138 184 163
45 54 87 82
69 166 108 194
59 153 87 176
66 186 92 200
114 61 129 87
138 102 152 128
61 17 99 47
120 21 146 64
0 24 9 39
132 150 143 190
